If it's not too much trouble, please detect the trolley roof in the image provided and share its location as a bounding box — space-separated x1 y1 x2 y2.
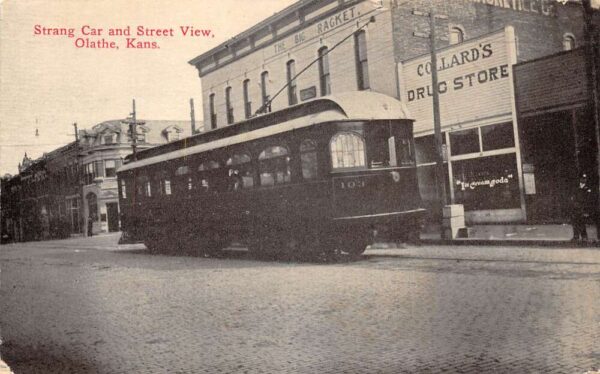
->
119 92 411 173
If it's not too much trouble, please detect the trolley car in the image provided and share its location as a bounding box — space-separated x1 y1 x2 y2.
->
117 92 425 256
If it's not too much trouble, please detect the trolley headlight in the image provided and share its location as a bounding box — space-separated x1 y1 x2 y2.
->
390 171 400 183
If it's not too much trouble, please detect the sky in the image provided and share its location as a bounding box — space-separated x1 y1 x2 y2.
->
0 0 296 175
1 0 599 175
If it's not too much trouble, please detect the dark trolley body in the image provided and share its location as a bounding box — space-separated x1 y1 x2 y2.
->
117 92 425 256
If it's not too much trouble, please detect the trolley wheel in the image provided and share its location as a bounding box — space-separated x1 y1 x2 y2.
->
144 239 161 253
342 241 368 256
338 230 370 256
204 232 227 257
247 224 281 260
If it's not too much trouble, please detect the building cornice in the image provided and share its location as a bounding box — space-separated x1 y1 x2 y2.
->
188 0 364 76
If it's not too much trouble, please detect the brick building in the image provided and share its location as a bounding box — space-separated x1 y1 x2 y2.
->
1 119 193 242
188 0 598 224
514 48 598 223
1 144 81 243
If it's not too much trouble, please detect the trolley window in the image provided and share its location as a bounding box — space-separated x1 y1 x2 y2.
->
366 121 414 168
155 171 172 196
135 175 152 198
120 178 127 199
259 145 291 186
300 139 318 180
330 131 366 170
198 160 222 192
173 164 192 195
226 153 255 190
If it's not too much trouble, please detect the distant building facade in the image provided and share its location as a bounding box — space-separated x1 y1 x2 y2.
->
1 119 192 243
1 144 81 243
79 120 192 235
188 0 598 223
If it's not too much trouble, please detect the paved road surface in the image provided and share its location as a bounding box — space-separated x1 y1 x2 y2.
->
1 234 599 373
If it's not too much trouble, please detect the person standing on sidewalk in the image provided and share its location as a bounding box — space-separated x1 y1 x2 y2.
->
570 173 593 242
87 214 94 237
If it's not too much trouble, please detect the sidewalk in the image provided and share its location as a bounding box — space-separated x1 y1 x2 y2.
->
367 241 600 264
418 223 599 246
0 357 13 374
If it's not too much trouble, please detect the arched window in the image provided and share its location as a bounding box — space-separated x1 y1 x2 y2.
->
175 165 189 175
287 60 298 105
300 139 318 180
198 160 220 171
243 79 252 119
330 132 366 169
209 93 217 129
318 47 331 96
354 31 369 90
260 71 270 111
225 86 234 124
259 145 291 186
226 153 254 190
449 27 464 45
563 34 575 51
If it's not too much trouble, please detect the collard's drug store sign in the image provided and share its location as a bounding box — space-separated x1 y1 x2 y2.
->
400 27 526 223
399 27 517 135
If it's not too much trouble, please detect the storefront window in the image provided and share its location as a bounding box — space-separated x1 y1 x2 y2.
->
481 122 515 151
415 134 446 164
452 153 520 210
450 128 479 156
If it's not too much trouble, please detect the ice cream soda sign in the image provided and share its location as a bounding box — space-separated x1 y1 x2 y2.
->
399 27 517 134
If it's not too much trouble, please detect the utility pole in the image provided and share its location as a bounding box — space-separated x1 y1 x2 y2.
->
413 9 449 219
73 122 84 234
129 99 138 161
582 0 600 236
429 11 448 210
190 98 197 134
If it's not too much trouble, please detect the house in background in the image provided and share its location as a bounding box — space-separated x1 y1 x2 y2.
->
79 119 192 235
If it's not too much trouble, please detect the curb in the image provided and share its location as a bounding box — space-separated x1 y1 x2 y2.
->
0 359 13 374
420 239 600 248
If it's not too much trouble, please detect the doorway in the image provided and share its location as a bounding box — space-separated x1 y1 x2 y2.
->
520 111 577 223
106 203 120 232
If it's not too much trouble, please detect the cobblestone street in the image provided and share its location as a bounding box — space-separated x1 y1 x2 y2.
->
0 234 599 373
